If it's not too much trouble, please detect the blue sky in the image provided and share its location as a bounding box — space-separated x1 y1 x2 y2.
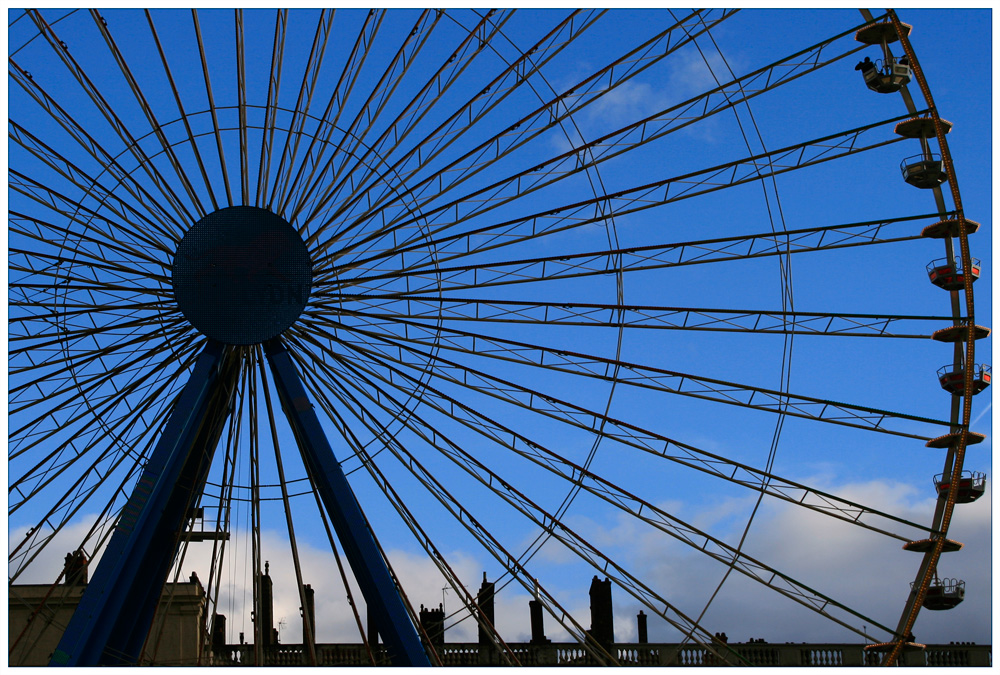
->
7 8 991 656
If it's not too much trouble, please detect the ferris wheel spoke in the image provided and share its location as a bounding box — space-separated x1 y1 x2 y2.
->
307 9 604 247
283 344 572 665
8 326 189 388
294 9 514 235
9 332 192 431
200 359 250 659
320 292 952 339
9 211 169 273
302 317 933 540
9 300 176 329
286 9 439 224
254 9 288 209
10 372 179 521
9 253 169 289
296 10 596 243
311 306 952 438
10 340 184 425
9 280 172 301
325 214 931 295
10 376 178 527
10 486 127 664
287 337 749 665
286 356 518 663
149 550 197 663
235 10 249 207
90 10 208 220
9 304 184 354
190 9 234 208
267 9 336 213
295 324 931 548
317 114 916 278
6 150 176 272
9 332 198 460
9 422 160 582
9 287 170 319
8 292 169 333
9 221 168 279
289 438 380 663
8 136 180 256
285 7 457 223
245 353 265 653
9 316 189 384
254 345 319 665
309 9 725 263
274 9 378 221
143 10 220 213
11 493 126 612
283 334 624 665
9 370 186 493
24 9 197 226
8 169 177 259
263 339 431 665
8 64 187 240
309 332 900 643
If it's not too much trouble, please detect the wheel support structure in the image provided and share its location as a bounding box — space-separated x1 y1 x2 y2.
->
51 340 238 665
50 338 429 666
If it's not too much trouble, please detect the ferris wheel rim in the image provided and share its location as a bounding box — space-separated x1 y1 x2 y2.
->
8 8 988 665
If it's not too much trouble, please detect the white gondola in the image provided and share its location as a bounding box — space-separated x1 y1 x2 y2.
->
857 56 912 93
901 152 947 188
933 471 987 504
921 578 966 611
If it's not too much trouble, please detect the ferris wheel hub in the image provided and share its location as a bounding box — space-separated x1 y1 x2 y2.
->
171 206 313 345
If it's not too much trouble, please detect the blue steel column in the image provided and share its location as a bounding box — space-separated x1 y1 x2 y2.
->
264 338 431 667
51 340 235 666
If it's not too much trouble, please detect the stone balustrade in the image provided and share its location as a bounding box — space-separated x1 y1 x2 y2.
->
211 641 991 667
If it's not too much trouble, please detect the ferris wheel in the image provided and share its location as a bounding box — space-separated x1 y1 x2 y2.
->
8 8 989 667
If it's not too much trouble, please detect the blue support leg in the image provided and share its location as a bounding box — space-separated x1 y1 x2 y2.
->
264 338 431 667
50 341 238 666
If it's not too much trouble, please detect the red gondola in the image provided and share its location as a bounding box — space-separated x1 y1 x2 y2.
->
927 257 981 291
936 363 991 395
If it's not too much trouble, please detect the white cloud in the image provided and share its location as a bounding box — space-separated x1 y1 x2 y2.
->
608 479 992 645
667 50 731 99
586 80 660 128
10 475 990 651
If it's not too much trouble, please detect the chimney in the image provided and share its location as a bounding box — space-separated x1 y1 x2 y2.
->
367 609 379 647
588 576 614 648
419 603 445 647
62 550 88 586
476 572 495 646
637 610 648 644
301 584 316 645
529 578 549 645
529 599 549 645
256 561 275 649
212 614 227 653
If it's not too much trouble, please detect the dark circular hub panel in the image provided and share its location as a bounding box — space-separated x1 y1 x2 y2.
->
172 206 312 345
